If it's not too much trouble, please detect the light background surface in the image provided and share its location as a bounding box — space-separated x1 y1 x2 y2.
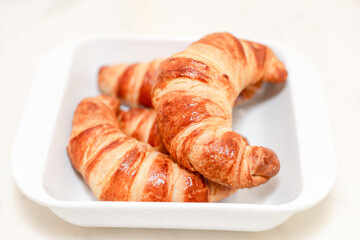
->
1 0 359 239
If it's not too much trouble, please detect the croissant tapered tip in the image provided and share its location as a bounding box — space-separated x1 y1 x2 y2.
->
99 66 109 74
263 56 288 83
268 61 288 83
245 146 280 186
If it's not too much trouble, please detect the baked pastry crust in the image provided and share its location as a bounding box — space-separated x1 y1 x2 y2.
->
67 95 235 202
152 33 287 188
118 107 167 154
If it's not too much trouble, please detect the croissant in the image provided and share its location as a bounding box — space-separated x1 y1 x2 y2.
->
99 59 163 107
67 95 235 202
118 107 167 153
152 32 287 188
99 59 262 108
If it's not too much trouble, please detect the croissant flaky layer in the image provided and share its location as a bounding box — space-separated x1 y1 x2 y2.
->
67 95 235 202
117 107 279 189
99 59 163 107
118 107 167 153
152 32 287 188
98 56 267 108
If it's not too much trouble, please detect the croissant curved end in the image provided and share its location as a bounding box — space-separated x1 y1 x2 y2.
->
244 146 280 186
263 57 288 83
98 66 114 96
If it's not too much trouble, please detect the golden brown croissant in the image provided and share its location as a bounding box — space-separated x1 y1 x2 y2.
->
118 107 167 153
118 108 246 156
67 95 235 202
99 59 163 107
98 59 262 107
152 32 287 189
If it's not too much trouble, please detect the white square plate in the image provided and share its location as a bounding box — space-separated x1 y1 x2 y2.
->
11 36 336 231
